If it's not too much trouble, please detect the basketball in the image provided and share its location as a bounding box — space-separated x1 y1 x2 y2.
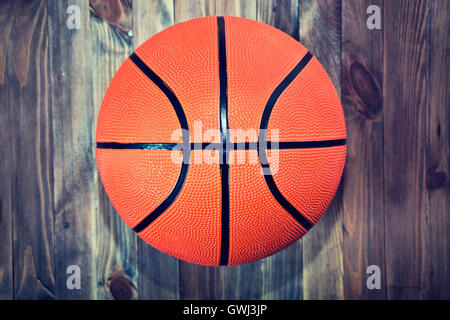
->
95 16 346 266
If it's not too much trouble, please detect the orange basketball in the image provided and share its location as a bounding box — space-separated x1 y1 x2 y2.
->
96 16 346 266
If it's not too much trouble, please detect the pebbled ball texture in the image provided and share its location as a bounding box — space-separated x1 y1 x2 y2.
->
96 16 346 266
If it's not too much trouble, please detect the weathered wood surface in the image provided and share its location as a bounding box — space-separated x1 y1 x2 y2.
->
0 0 14 300
341 0 385 300
90 6 138 300
6 0 55 300
0 0 448 300
427 0 450 300
300 0 344 300
132 0 181 300
48 0 97 300
383 0 430 300
258 0 303 300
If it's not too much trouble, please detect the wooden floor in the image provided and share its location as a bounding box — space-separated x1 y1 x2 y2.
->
0 0 448 300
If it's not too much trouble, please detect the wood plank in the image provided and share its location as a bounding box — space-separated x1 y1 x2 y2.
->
132 0 174 48
257 0 303 300
47 0 97 300
173 0 266 300
260 245 302 300
132 0 180 300
90 7 138 299
0 0 14 300
214 0 263 300
216 0 257 19
299 0 344 300
173 0 220 300
0 0 13 86
341 0 386 299
90 0 132 32
174 0 216 22
257 0 299 40
426 0 450 300
8 0 55 299
383 0 430 299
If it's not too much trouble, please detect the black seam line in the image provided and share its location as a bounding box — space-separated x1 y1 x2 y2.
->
97 142 179 150
128 53 190 233
96 139 346 150
259 52 315 231
217 16 230 266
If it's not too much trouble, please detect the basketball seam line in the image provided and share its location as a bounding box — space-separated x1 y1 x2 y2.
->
217 16 230 266
258 51 315 231
96 139 347 150
128 53 190 234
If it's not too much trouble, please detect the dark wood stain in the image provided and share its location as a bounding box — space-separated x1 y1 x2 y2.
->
349 62 382 118
109 271 134 300
0 0 13 85
383 0 430 300
90 0 132 32
0 0 14 300
426 0 450 300
0 0 448 300
341 0 385 300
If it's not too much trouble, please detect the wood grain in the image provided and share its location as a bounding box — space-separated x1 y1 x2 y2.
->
0 0 14 299
426 0 450 300
132 0 174 48
8 0 55 299
174 0 216 23
48 0 98 300
90 10 137 299
90 0 132 32
383 0 430 299
341 0 385 299
257 0 299 41
216 0 257 19
0 0 13 85
299 0 344 300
